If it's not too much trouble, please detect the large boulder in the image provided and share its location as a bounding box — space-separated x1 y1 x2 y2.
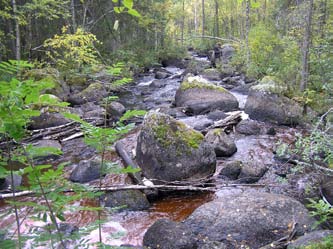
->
175 75 239 115
183 190 315 249
69 158 102 183
67 83 108 105
221 44 236 63
201 68 221 81
143 219 197 249
245 90 303 125
204 129 237 157
136 112 216 183
29 112 70 130
288 230 333 249
244 76 303 125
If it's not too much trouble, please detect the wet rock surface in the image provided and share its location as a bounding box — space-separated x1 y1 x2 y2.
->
287 230 333 249
136 112 216 183
104 190 150 211
183 190 316 249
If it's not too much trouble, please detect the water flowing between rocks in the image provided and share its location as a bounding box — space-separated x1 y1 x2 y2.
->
0 53 310 248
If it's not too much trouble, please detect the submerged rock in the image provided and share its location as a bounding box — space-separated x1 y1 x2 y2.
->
175 75 239 115
104 190 150 211
183 190 315 248
136 111 216 183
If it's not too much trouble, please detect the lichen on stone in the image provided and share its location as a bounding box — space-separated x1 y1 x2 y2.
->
251 75 288 95
180 75 227 93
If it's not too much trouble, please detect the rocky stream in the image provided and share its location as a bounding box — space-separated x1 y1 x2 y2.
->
1 47 333 249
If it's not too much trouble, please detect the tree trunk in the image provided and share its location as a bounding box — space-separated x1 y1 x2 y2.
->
181 0 185 45
202 0 205 40
194 0 198 34
214 0 219 37
319 0 328 38
71 0 77 32
11 0 20 60
245 0 251 65
300 0 314 93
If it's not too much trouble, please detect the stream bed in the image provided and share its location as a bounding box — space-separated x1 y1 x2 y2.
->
0 54 313 248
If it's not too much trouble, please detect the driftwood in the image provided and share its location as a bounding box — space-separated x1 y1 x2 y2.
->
203 111 243 133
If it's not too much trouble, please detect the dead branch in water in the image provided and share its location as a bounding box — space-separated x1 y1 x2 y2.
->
203 111 243 133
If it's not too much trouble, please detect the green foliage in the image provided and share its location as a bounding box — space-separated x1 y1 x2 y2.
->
43 26 101 71
300 236 333 249
307 199 333 227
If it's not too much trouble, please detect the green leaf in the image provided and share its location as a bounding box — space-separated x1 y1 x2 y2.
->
127 8 141 18
119 110 146 122
123 0 133 9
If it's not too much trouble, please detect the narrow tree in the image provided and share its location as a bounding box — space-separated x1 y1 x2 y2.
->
245 0 251 65
11 0 20 60
214 0 219 37
202 0 205 40
300 0 314 93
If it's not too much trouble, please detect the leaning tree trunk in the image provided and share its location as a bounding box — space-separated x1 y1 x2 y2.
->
11 0 20 60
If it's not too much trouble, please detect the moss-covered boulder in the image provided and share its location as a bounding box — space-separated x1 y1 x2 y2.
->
201 68 221 81
136 111 216 183
175 75 239 115
67 83 108 105
25 68 70 100
287 230 333 249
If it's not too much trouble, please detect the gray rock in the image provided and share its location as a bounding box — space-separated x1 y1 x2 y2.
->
180 115 213 131
221 44 236 63
155 70 171 79
136 112 216 183
70 159 101 183
207 110 228 121
29 112 70 130
34 139 62 160
175 75 239 115
288 230 333 249
106 101 126 119
104 190 150 211
68 83 108 105
184 191 316 249
205 129 237 157
236 119 261 135
185 60 211 75
245 91 303 125
201 68 221 81
143 219 198 249
198 241 227 249
238 162 268 183
219 161 242 180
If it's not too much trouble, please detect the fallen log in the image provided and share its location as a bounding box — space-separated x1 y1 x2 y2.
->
0 183 270 200
115 141 143 184
203 111 243 133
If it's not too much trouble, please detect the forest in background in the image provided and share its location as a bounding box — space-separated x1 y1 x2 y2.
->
0 0 332 112
0 1 333 248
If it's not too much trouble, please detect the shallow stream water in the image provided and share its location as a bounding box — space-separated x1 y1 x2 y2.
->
0 55 303 247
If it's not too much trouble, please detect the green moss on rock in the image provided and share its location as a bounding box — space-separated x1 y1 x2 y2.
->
150 113 204 150
180 76 227 93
